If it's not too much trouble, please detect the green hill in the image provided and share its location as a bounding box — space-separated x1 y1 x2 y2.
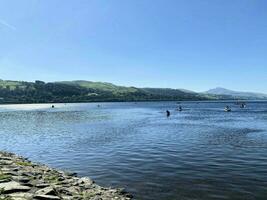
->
0 79 208 104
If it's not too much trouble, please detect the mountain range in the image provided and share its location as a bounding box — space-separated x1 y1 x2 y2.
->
0 79 266 104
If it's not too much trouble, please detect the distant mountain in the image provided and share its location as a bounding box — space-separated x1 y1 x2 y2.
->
0 79 208 104
1 80 266 104
205 87 267 100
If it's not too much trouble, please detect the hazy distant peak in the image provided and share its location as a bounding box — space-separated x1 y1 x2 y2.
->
206 87 236 94
205 87 267 99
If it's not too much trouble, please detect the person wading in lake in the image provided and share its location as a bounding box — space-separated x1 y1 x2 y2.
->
166 110 170 117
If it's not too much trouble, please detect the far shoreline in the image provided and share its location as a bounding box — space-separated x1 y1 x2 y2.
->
0 99 267 106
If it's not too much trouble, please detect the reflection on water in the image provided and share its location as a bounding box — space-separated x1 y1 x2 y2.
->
0 101 267 200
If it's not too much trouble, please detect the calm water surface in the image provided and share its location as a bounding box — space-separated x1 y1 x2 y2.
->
0 102 267 200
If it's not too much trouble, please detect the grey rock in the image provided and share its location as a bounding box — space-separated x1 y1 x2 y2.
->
0 179 11 183
36 183 50 188
9 192 33 198
0 160 13 165
12 176 31 183
0 181 31 194
77 177 94 185
0 157 13 161
3 171 19 176
34 194 61 200
64 172 77 177
35 187 57 195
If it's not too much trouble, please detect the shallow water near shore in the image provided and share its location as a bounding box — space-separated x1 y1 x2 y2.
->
1 101 267 200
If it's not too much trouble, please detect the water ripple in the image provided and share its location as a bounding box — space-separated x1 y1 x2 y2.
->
0 102 267 200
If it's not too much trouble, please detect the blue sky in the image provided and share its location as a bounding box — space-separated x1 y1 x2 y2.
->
0 0 267 93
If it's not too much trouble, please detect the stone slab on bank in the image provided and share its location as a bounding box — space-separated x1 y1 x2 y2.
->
0 151 132 200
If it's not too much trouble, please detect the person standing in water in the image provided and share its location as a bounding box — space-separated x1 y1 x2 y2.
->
166 110 170 117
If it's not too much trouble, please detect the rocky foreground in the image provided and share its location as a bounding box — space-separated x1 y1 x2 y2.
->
0 151 132 200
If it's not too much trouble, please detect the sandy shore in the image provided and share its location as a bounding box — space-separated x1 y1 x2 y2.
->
0 151 132 200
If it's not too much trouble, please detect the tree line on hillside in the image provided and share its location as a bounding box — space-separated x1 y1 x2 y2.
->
0 80 207 104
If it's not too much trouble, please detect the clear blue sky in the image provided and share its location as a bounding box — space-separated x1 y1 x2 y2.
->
0 0 267 93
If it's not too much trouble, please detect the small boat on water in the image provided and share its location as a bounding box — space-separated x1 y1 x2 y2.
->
224 106 231 112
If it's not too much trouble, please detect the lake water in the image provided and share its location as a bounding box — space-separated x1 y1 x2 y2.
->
0 101 267 200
